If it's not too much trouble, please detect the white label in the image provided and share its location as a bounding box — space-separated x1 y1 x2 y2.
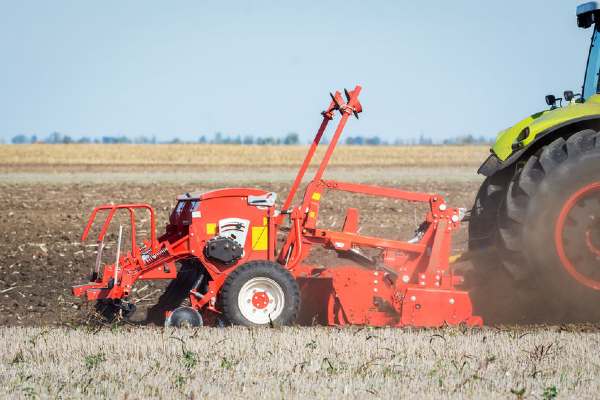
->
218 218 250 247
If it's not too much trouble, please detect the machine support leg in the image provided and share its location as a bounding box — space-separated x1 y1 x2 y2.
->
114 225 123 285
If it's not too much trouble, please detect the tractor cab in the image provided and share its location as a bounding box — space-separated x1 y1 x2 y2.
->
577 1 600 28
579 2 600 100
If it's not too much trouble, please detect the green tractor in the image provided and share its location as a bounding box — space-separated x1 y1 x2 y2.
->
469 2 600 319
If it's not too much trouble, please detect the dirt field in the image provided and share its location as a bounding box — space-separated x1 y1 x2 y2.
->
0 145 595 327
0 145 596 326
0 145 485 323
0 177 484 327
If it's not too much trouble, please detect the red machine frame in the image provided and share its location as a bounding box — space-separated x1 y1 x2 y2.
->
73 85 482 327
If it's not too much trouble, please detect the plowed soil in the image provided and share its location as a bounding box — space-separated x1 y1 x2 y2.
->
0 164 596 327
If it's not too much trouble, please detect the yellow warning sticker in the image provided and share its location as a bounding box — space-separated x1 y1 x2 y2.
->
311 192 321 201
308 211 316 218
206 223 216 235
252 226 268 251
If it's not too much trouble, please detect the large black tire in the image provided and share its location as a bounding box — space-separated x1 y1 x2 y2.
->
220 260 300 327
468 173 507 253
468 170 529 279
469 129 600 321
146 259 203 325
467 170 540 324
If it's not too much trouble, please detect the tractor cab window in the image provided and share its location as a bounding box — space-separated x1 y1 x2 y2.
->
583 27 600 99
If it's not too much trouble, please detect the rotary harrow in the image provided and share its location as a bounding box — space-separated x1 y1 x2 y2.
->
72 85 482 327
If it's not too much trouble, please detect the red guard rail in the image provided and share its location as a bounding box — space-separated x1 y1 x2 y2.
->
81 204 158 256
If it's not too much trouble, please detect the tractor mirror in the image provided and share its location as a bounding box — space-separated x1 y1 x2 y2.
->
545 94 556 106
564 90 574 102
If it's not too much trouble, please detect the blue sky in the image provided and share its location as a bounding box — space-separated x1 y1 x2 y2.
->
0 1 591 142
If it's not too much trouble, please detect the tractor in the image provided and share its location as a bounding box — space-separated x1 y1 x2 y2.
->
468 2 600 316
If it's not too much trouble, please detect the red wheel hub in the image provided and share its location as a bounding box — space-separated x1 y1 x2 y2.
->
251 291 269 309
554 182 600 290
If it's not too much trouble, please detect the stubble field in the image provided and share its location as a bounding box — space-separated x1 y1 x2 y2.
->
0 143 486 167
0 144 598 399
2 325 598 399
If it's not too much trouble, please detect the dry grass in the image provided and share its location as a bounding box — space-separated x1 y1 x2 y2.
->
1 326 598 399
0 144 488 167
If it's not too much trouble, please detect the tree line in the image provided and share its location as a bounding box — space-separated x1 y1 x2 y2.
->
7 131 492 145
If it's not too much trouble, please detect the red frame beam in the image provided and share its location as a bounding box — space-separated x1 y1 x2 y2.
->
81 204 158 254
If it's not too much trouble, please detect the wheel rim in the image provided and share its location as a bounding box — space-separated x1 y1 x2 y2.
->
165 306 202 328
554 182 600 290
237 277 285 324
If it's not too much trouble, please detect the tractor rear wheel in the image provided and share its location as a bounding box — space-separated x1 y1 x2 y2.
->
469 130 600 320
219 260 300 327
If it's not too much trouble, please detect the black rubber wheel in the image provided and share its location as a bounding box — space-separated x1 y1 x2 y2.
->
470 129 600 321
219 260 300 327
468 169 530 279
165 306 203 328
467 171 535 324
146 259 203 325
468 174 507 252
520 135 600 319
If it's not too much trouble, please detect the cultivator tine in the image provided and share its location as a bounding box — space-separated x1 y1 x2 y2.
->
92 239 104 281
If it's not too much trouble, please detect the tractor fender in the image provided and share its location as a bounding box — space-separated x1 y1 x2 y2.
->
478 115 600 177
